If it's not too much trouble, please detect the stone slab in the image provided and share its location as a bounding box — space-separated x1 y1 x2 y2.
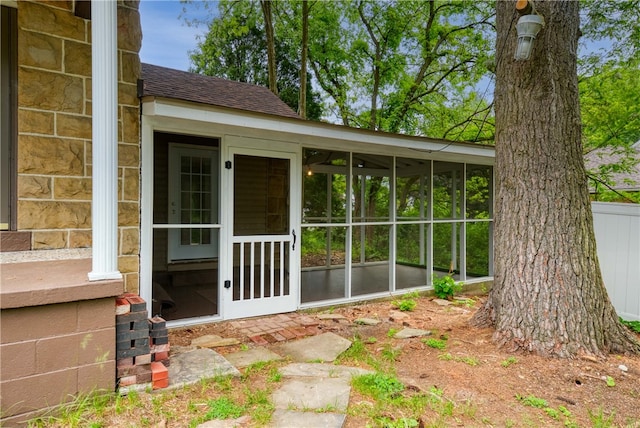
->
191 335 240 348
271 377 351 411
224 348 283 369
197 415 252 427
394 328 432 339
269 410 345 428
168 348 240 389
354 318 380 325
279 363 372 380
272 332 352 363
316 313 347 320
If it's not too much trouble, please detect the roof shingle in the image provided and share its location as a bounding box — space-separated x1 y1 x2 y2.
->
140 63 299 119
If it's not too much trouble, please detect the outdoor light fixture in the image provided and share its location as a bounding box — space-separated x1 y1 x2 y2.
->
514 14 545 60
514 0 544 61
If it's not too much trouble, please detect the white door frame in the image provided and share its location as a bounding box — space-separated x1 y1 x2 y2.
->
167 143 219 262
221 143 300 320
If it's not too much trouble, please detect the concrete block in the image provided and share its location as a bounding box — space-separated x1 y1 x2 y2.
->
0 303 77 344
0 368 77 418
0 341 36 379
77 298 116 331
78 361 115 393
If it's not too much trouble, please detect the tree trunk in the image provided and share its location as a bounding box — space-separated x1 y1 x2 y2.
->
260 0 278 95
471 0 639 357
298 0 309 119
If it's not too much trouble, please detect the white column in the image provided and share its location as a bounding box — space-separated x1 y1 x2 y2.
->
89 0 122 281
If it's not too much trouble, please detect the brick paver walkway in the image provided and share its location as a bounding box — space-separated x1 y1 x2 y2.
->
229 313 322 345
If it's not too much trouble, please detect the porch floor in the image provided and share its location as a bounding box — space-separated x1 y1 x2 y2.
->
301 263 430 303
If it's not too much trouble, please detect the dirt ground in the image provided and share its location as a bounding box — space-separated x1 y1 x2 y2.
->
170 295 640 427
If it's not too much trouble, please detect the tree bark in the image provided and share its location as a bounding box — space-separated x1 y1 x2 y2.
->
260 0 278 95
471 0 639 357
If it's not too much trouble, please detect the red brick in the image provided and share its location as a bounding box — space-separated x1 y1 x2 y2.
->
116 357 134 368
115 298 131 315
123 294 146 312
151 361 168 381
270 332 286 342
149 316 166 330
290 327 308 338
153 378 169 390
153 350 169 361
278 329 296 340
305 326 322 336
118 375 137 387
150 343 170 353
117 363 151 378
298 316 320 327
137 371 152 383
134 353 152 365
248 335 269 345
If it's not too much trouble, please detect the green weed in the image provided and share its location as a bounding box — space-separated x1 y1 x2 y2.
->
352 372 404 400
204 397 244 420
432 274 462 299
501 356 518 367
620 318 640 334
392 292 420 312
423 338 447 350
588 408 616 427
516 394 548 408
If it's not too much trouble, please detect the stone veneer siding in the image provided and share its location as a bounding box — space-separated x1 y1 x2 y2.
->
15 0 141 292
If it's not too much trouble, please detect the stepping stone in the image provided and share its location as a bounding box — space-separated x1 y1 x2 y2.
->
394 328 432 339
388 310 410 320
317 313 347 320
354 318 381 325
168 348 240 389
191 334 240 348
197 415 251 427
225 348 283 369
433 298 452 306
271 377 351 411
269 410 345 428
279 363 372 379
272 332 352 363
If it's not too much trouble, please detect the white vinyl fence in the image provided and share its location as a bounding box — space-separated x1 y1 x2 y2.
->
592 202 640 321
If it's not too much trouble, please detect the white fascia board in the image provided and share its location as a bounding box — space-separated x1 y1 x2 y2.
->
142 99 495 163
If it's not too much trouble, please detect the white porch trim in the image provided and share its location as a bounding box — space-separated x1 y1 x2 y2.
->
89 0 121 281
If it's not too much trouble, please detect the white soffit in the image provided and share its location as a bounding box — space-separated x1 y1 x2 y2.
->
142 99 495 163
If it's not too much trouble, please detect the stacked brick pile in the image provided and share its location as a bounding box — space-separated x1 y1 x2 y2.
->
115 294 170 391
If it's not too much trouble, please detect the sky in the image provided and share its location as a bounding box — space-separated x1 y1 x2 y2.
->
139 1 214 71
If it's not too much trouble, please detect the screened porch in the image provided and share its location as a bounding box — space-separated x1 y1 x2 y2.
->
300 148 493 304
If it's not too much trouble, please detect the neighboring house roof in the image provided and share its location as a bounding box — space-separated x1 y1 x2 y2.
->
584 141 640 192
140 63 300 119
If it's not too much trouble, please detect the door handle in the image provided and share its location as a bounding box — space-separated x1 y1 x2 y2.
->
292 229 296 251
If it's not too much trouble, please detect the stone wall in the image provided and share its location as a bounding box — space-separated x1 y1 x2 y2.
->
15 0 141 292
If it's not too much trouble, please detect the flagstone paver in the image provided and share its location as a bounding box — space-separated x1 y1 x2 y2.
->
272 332 352 363
225 348 283 369
168 348 240 389
394 327 432 339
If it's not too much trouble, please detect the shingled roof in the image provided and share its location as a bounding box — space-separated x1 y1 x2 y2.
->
140 63 300 119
